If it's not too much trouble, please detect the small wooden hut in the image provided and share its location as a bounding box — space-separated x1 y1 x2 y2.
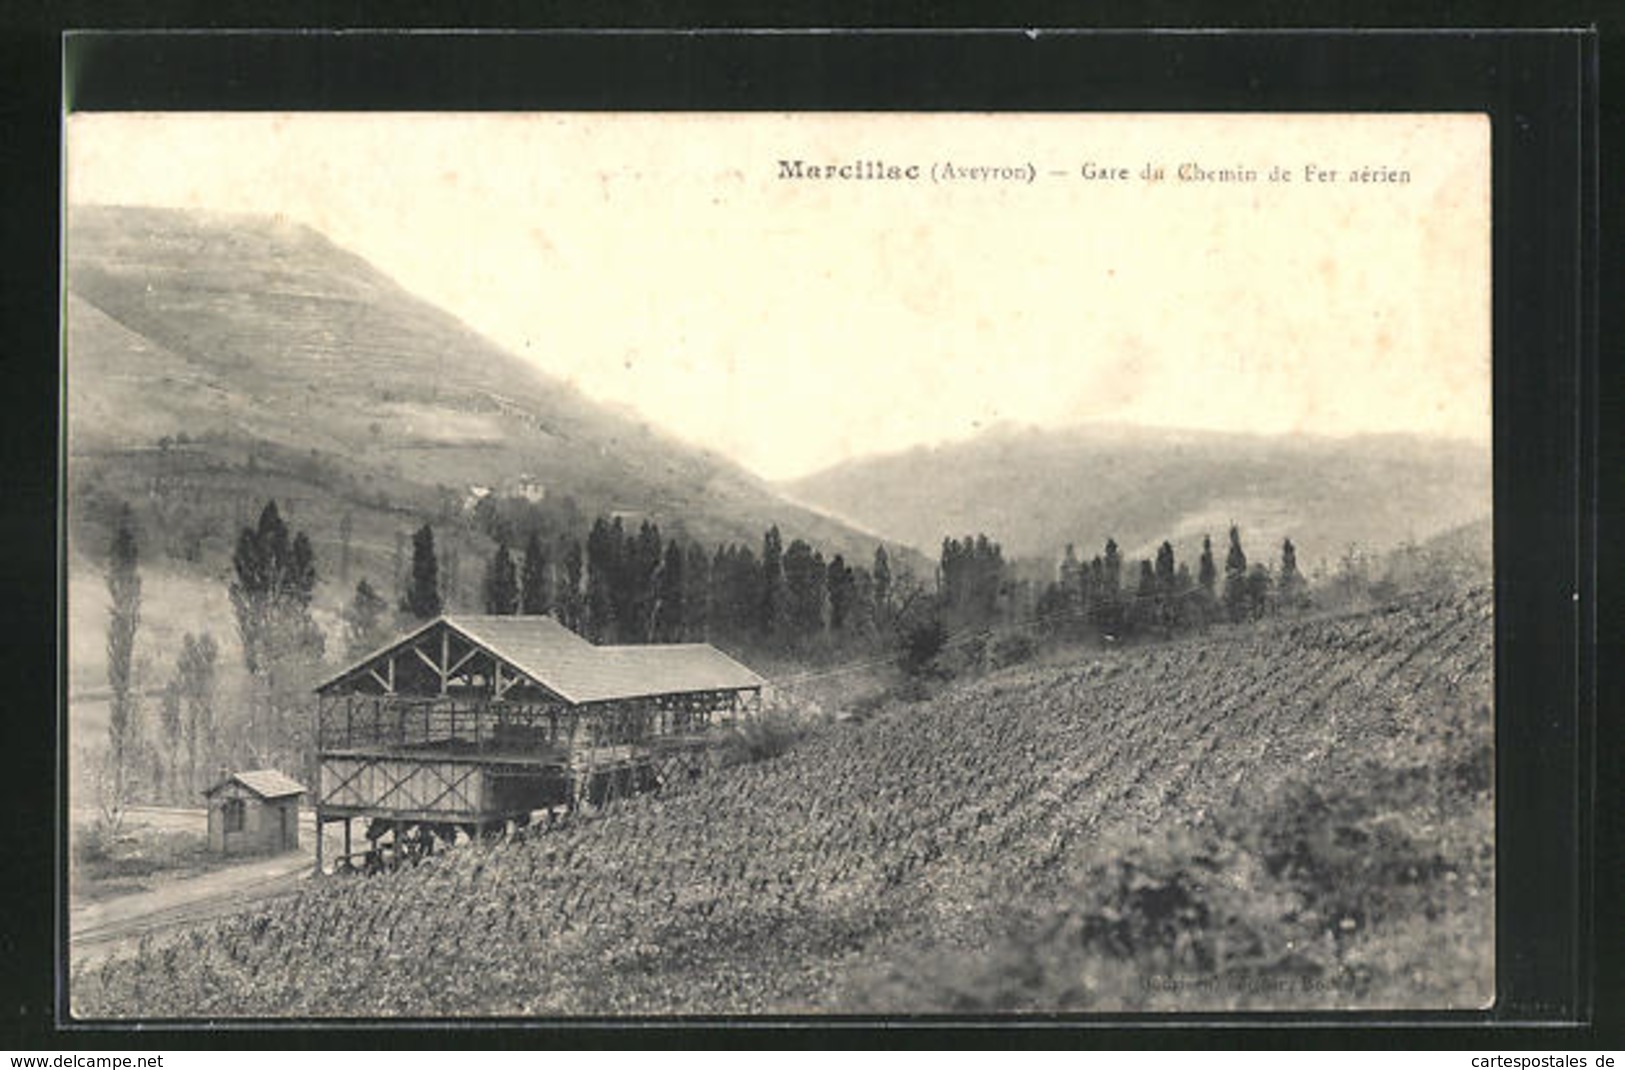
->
203 769 306 855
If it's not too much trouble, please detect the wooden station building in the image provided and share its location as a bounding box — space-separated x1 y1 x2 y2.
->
311 614 764 872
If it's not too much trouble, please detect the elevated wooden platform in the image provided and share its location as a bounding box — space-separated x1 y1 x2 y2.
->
309 614 764 873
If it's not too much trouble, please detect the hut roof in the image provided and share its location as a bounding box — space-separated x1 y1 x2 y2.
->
204 769 307 800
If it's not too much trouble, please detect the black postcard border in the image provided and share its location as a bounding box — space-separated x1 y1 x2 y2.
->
6 25 1603 1048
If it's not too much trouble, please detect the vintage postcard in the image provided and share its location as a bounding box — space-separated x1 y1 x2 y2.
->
63 111 1492 1017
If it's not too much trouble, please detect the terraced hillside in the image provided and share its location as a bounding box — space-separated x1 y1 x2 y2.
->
64 202 899 596
71 588 1493 1017
64 203 915 711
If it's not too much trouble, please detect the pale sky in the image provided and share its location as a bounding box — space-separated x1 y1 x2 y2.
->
66 112 1491 481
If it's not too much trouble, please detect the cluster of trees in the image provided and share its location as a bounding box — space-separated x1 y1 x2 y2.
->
1316 533 1485 610
93 507 224 827
229 502 325 770
93 500 333 822
453 516 912 655
154 634 220 804
91 489 1316 822
886 526 1312 681
1035 525 1309 645
938 535 1008 630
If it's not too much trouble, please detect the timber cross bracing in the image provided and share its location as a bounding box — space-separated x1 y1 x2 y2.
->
310 615 765 872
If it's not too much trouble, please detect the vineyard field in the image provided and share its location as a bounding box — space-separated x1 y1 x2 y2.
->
71 587 1493 1017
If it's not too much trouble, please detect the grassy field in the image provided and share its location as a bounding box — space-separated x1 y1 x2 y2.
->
70 587 1492 1018
70 817 233 903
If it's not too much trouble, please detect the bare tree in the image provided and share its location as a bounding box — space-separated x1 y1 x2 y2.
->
176 632 219 796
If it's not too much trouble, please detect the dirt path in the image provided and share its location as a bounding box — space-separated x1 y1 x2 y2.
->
69 807 318 970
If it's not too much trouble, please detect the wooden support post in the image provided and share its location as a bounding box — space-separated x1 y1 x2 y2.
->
440 628 451 694
344 817 352 862
315 812 324 875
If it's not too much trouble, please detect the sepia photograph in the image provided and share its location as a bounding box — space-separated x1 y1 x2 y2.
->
62 110 1494 1019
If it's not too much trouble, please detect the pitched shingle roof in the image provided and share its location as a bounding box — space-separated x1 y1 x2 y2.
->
318 615 765 705
583 644 767 704
205 769 307 799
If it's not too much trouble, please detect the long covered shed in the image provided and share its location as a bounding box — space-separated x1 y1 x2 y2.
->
311 614 764 871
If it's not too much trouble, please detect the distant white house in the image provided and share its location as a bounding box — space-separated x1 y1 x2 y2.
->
462 476 545 511
509 474 547 503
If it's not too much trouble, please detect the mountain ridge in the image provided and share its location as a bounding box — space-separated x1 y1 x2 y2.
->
783 420 1491 571
66 203 899 568
63 204 916 699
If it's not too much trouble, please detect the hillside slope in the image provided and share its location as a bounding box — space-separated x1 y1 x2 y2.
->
783 423 1491 568
64 205 911 702
66 204 894 571
73 588 1493 1017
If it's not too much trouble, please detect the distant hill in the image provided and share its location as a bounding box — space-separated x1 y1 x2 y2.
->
64 204 910 695
783 423 1491 576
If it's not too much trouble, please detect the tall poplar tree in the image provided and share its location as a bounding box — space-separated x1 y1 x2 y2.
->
230 501 325 769
176 632 218 797
1133 559 1158 632
654 539 686 642
628 521 664 643
402 523 443 620
1091 538 1124 635
1060 543 1084 620
1278 537 1308 611
1154 541 1178 629
158 676 181 802
760 525 786 637
872 544 892 630
520 532 550 615
560 537 585 632
483 541 520 615
584 518 617 642
343 579 391 658
683 542 711 641
1223 524 1249 623
826 554 856 632
104 504 142 828
783 538 825 641
1198 535 1218 598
